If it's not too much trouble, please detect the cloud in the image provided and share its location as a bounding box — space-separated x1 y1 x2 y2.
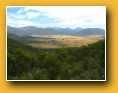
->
7 6 106 29
26 12 39 19
7 17 36 27
7 11 39 20
17 9 23 14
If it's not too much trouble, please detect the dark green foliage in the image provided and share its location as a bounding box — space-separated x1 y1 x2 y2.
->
7 37 105 80
7 37 40 53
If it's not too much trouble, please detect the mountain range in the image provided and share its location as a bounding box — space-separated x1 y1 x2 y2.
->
7 26 105 36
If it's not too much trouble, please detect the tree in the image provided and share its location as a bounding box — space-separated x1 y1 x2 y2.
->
43 54 61 79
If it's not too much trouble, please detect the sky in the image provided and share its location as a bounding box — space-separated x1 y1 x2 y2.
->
7 6 106 29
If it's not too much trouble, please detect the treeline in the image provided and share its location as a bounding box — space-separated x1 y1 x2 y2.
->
7 37 105 80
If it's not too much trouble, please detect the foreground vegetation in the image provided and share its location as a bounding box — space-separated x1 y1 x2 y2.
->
7 37 105 80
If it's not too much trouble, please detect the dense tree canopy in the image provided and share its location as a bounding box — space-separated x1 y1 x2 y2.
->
7 37 105 80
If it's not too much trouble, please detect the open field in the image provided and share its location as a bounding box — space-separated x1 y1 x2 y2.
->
27 35 104 48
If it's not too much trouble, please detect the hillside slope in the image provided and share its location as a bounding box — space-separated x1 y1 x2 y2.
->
7 37 105 80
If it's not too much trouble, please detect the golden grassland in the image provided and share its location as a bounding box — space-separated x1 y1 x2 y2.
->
28 35 104 48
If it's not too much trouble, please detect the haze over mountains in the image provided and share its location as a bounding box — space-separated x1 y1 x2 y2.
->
7 26 105 36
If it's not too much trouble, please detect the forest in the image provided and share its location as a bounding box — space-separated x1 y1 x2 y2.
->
7 37 105 80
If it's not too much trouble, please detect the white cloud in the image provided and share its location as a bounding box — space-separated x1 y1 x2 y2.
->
7 17 36 27
23 6 106 29
17 9 23 14
7 11 39 20
7 6 106 29
26 12 39 19
7 13 26 19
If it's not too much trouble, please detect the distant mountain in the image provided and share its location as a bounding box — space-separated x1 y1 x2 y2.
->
73 27 83 32
74 28 105 36
7 26 59 36
7 26 105 36
53 27 83 35
53 27 73 35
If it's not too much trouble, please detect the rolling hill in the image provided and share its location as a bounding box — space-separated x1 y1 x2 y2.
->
74 28 105 36
7 36 105 80
7 26 105 36
7 26 58 36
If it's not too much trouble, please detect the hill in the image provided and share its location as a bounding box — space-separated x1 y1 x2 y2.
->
7 37 41 53
7 26 59 36
74 28 105 36
7 26 105 36
53 27 83 35
7 37 105 80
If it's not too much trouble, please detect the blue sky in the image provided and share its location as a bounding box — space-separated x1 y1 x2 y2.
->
7 6 106 29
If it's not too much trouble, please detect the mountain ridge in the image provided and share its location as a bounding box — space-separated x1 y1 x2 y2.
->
7 26 105 36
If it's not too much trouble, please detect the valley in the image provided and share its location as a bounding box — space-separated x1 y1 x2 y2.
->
8 33 104 49
28 35 104 48
7 37 105 80
7 26 105 80
7 26 105 49
6 6 106 80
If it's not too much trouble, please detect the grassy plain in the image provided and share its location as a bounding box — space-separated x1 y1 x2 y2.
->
28 35 104 48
